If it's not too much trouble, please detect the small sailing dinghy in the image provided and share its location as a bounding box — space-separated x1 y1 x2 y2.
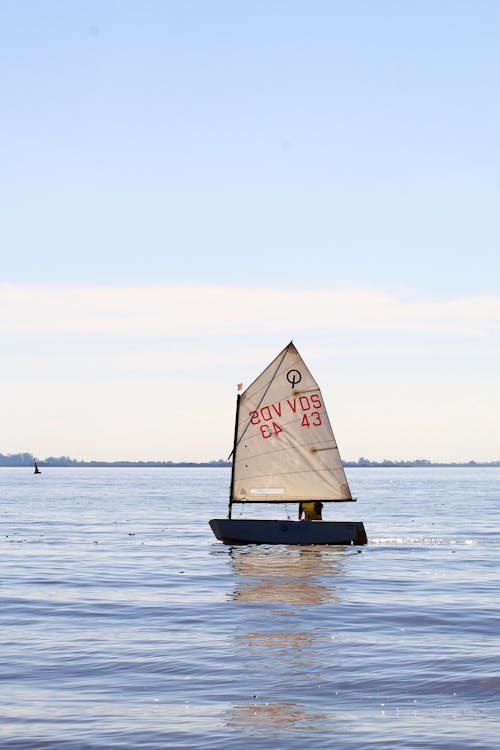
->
33 459 41 475
209 342 367 546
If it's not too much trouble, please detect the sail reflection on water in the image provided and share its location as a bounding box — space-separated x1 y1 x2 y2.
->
223 546 347 735
225 700 329 735
227 545 345 605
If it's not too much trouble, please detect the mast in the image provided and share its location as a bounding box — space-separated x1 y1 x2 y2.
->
228 393 241 519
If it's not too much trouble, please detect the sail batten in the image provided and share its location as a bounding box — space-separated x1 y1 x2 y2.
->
231 342 352 504
233 437 338 462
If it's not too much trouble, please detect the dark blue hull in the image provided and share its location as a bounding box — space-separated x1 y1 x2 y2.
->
209 519 367 545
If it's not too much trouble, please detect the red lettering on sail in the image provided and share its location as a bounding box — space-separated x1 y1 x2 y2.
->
260 405 272 421
300 411 322 429
254 402 283 422
310 393 322 409
260 422 283 438
299 395 311 411
256 396 321 427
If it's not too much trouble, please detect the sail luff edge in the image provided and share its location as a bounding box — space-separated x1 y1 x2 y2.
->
228 393 242 516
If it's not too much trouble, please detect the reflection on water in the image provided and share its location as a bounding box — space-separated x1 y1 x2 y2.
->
225 701 329 735
239 630 316 652
227 545 345 604
223 546 346 735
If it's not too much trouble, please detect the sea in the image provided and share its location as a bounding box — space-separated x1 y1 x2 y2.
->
0 466 498 749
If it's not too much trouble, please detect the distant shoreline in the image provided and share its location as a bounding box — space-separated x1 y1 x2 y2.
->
1 453 499 468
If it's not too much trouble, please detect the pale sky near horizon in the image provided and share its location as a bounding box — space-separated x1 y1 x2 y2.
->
1 1 499 462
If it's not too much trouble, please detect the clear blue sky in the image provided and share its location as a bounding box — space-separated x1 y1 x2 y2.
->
1 1 499 461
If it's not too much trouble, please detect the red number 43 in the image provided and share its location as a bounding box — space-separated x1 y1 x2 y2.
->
260 422 283 438
302 412 322 428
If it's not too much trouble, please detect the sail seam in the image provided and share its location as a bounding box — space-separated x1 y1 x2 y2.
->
237 467 348 479
233 439 340 463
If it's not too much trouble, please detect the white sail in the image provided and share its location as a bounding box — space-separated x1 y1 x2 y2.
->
231 342 352 502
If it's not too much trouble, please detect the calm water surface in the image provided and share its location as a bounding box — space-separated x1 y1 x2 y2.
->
0 467 499 749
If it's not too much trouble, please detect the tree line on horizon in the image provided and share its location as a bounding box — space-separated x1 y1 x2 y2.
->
0 452 499 468
0 452 230 468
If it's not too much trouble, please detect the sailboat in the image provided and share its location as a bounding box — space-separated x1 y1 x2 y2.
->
33 459 41 475
209 342 367 545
